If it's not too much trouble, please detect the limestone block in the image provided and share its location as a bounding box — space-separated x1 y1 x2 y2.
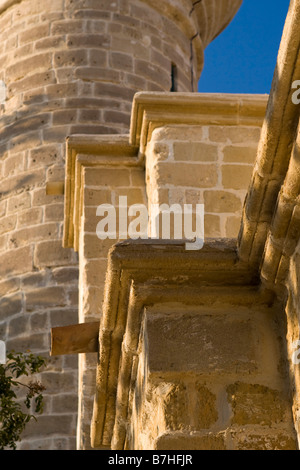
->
155 162 218 188
194 383 218 429
0 214 17 235
225 216 241 238
0 292 22 318
160 382 190 431
3 152 25 177
25 286 67 311
44 204 64 222
227 382 293 426
205 214 221 238
209 126 261 145
84 167 131 187
0 245 32 277
145 310 258 376
34 240 76 268
21 415 75 440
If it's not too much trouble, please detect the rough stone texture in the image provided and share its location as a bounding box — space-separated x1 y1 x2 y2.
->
233 2 300 449
145 310 258 375
126 302 296 450
63 90 292 450
286 240 300 446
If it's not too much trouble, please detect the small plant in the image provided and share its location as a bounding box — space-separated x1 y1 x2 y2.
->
0 351 47 450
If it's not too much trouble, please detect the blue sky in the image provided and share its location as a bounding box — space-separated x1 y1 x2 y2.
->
198 0 290 94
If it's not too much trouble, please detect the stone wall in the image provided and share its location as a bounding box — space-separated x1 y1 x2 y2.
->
0 0 211 449
78 159 148 448
66 93 270 448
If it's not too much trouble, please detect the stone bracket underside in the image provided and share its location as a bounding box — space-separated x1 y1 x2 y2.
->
90 238 275 449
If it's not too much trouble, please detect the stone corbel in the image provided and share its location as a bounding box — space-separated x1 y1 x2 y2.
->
0 0 21 14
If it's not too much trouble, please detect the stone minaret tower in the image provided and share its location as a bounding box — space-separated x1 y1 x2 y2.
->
0 0 242 450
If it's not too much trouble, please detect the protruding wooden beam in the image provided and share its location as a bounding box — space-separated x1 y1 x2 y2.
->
46 181 65 195
51 322 100 356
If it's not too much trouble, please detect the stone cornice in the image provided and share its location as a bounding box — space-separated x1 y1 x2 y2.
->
63 92 268 251
90 238 273 449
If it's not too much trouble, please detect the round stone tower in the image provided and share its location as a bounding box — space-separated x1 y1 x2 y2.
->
0 0 242 450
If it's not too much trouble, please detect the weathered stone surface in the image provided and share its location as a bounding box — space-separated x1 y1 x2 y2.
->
204 190 242 213
223 145 257 163
145 311 258 375
222 164 253 190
